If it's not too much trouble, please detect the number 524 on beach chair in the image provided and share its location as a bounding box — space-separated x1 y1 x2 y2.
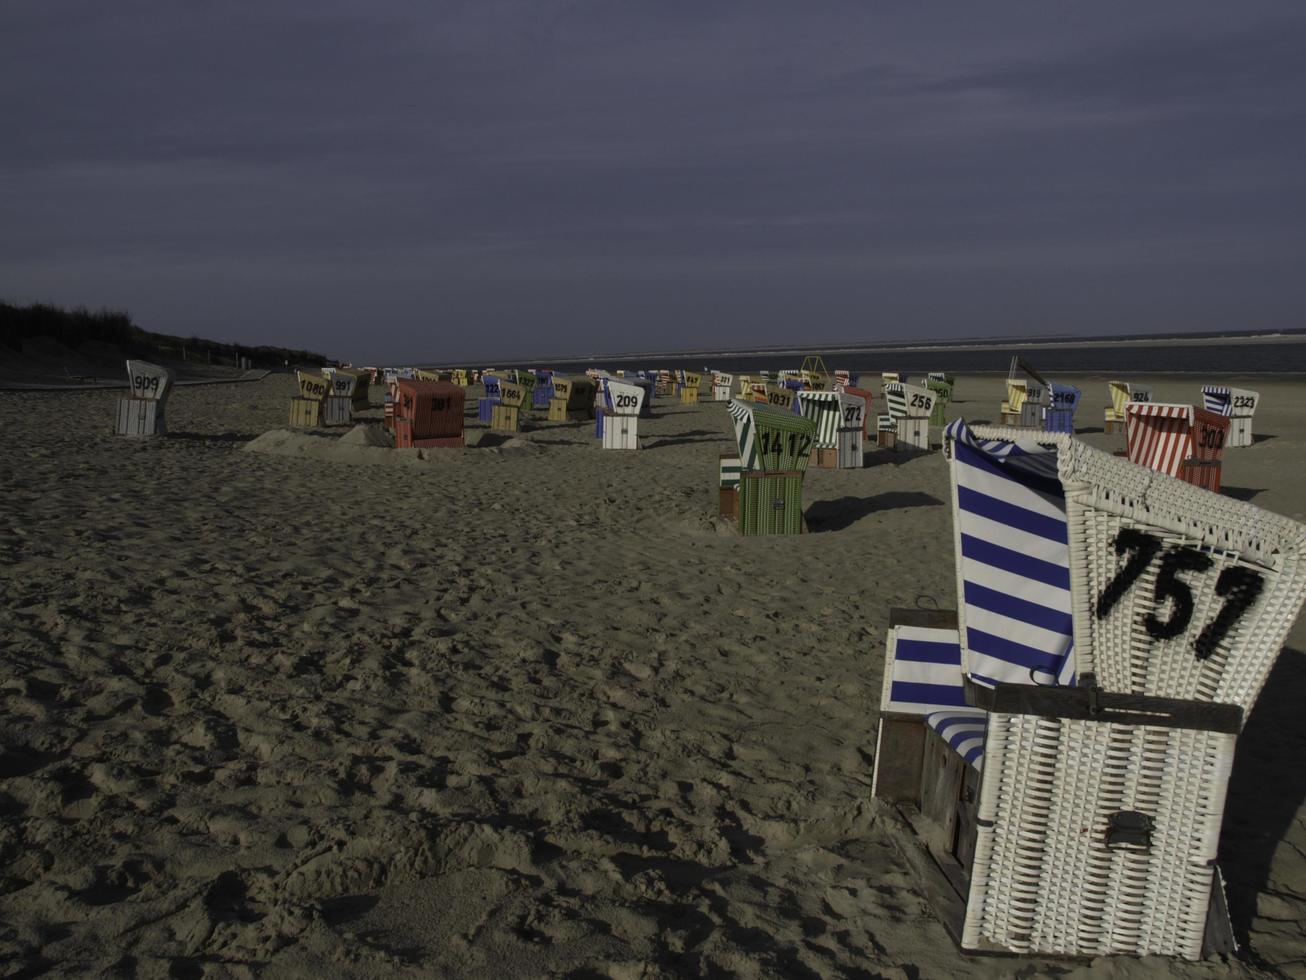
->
872 419 1306 959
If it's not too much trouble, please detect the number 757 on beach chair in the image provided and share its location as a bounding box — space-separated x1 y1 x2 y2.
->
871 418 1306 959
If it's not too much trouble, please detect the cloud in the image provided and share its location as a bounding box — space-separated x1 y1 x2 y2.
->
3 1 1305 361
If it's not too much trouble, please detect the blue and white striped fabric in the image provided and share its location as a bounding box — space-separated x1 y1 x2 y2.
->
1201 386 1233 416
926 709 988 768
880 626 967 715
945 419 1076 689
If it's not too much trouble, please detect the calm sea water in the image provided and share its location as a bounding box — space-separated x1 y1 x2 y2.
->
528 340 1306 378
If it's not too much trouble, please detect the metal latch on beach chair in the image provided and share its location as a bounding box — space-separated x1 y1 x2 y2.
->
1105 811 1154 851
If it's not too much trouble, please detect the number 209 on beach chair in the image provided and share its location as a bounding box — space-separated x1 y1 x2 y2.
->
871 419 1306 959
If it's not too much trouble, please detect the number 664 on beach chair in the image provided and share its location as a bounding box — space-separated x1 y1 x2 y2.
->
872 419 1306 959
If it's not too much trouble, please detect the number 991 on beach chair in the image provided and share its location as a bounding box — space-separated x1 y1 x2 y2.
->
871 419 1306 959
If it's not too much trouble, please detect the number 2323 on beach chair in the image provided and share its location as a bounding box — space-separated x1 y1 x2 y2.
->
871 419 1306 959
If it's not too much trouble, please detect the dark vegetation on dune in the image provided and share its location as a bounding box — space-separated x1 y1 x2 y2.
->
1 300 333 369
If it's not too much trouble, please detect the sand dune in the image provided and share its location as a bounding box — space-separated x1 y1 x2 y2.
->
1 374 1302 978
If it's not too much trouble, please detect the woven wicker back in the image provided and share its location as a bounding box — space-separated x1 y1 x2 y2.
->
1059 439 1306 709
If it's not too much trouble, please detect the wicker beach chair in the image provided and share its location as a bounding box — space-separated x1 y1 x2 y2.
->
1201 386 1259 448
724 398 814 534
117 360 172 437
599 377 645 449
1124 402 1230 492
881 383 935 451
713 372 734 402
1105 381 1154 432
798 390 841 467
926 376 953 427
1044 381 1081 434
873 419 1306 959
478 373 502 424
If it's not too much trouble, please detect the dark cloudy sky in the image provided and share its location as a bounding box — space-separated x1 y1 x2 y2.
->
4 2 1305 364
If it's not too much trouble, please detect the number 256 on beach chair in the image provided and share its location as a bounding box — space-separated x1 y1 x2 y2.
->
872 419 1306 959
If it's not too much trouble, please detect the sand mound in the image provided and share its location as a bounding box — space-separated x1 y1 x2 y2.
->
338 423 393 447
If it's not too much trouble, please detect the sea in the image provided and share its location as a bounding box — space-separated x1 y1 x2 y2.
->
492 336 1306 378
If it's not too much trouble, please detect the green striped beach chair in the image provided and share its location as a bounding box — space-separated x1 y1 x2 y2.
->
873 418 1306 958
926 376 953 427
724 398 815 534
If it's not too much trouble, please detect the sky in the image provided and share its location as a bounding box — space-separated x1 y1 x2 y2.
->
3 1 1305 364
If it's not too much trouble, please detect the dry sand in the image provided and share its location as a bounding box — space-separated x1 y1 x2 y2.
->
1 373 1304 979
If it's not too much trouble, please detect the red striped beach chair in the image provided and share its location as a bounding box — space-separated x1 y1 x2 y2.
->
1124 402 1230 492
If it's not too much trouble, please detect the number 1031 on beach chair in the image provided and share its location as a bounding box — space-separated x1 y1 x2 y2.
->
871 419 1306 959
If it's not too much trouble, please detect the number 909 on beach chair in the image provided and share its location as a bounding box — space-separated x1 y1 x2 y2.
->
872 418 1306 959
116 360 172 437
723 398 815 535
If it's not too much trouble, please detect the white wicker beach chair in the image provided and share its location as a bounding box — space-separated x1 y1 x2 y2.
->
872 418 1306 959
880 382 934 451
1201 386 1259 448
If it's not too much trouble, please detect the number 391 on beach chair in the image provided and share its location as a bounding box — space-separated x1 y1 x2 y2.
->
724 398 815 535
872 418 1306 959
393 379 465 448
116 360 172 437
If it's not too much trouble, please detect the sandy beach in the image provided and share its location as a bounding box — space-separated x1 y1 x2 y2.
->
2 372 1304 978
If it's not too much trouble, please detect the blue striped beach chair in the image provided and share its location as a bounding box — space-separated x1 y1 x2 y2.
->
1201 385 1258 447
479 374 501 423
873 418 1306 959
1043 381 1080 433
